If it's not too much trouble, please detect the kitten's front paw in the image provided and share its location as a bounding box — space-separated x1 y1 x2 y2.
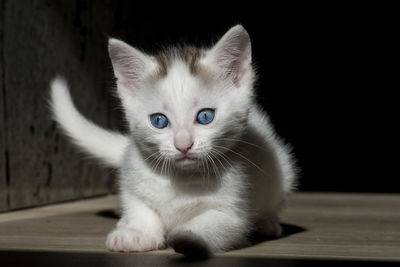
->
106 227 164 252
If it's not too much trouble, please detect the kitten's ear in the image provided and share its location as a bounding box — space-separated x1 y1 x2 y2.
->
108 38 154 95
207 25 252 87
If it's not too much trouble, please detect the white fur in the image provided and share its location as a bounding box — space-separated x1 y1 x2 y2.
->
50 25 296 255
50 78 129 167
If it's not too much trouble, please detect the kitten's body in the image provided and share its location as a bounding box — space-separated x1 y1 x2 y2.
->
50 25 296 257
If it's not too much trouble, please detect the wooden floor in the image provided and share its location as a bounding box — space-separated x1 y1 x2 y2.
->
0 193 399 266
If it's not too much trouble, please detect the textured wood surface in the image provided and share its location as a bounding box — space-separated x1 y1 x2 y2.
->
0 193 399 262
0 0 7 211
1 251 398 267
0 0 128 211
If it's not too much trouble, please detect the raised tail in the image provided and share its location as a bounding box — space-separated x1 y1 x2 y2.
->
50 77 129 168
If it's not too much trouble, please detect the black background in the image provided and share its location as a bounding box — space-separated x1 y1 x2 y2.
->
0 1 396 213
105 3 396 192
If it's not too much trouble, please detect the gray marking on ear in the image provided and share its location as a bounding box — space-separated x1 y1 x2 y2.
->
108 38 154 94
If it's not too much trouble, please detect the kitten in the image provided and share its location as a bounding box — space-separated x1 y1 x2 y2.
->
50 25 296 258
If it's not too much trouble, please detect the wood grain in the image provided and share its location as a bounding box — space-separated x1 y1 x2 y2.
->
1 251 397 267
0 0 125 211
0 0 7 212
0 193 399 261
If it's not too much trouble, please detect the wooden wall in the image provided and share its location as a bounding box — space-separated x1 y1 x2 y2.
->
0 0 6 211
0 0 135 211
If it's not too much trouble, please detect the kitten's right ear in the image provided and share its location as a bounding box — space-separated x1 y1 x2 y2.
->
205 25 252 88
108 39 154 95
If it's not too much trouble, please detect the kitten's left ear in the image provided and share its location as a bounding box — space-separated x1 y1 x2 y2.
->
206 25 252 87
108 38 154 96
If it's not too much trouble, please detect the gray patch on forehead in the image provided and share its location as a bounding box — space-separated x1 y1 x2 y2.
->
150 46 207 80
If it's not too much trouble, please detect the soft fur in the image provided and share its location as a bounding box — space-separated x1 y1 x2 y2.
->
50 25 296 257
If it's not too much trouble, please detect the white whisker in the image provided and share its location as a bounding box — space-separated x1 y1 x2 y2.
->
215 137 267 151
214 145 266 174
209 150 228 173
206 153 220 181
211 148 234 170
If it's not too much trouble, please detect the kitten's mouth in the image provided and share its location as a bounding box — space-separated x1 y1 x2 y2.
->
175 155 197 162
174 155 199 167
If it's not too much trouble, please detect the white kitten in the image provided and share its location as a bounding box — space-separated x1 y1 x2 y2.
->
50 25 296 258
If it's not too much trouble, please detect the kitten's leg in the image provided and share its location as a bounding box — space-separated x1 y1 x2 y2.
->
106 194 165 252
167 209 247 258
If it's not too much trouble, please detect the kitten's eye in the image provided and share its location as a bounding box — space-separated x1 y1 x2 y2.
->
150 113 169 129
197 109 215 125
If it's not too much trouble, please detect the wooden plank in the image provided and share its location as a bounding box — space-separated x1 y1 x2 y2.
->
1 251 397 267
2 1 121 210
226 193 400 261
0 0 8 212
0 193 399 261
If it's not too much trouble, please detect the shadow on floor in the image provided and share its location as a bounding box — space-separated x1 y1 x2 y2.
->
96 209 120 220
228 222 307 252
250 223 307 243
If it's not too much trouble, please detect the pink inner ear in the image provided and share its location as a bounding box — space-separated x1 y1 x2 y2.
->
211 26 252 88
232 53 251 87
114 63 139 97
234 65 248 87
117 78 137 97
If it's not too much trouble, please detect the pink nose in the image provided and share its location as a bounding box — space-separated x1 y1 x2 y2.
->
174 130 193 154
176 143 193 154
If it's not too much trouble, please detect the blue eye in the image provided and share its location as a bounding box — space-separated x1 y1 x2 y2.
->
150 113 169 129
197 109 215 125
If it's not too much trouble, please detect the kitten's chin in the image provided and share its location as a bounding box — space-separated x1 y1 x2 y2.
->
174 156 200 169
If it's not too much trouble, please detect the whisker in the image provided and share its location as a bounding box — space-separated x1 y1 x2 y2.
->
215 138 267 152
209 150 228 173
200 155 206 181
143 151 160 163
206 153 220 180
168 157 174 177
148 153 159 171
152 154 164 173
165 157 170 177
149 154 159 173
204 154 211 185
211 148 234 170
161 157 167 177
214 145 266 175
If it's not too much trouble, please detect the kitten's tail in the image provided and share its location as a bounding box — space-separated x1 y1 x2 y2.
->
50 77 129 168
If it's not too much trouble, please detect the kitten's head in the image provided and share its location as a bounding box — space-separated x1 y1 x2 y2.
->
109 25 255 171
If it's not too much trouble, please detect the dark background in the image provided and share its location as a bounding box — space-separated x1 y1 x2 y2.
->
0 1 397 211
121 4 395 193
79 2 396 192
